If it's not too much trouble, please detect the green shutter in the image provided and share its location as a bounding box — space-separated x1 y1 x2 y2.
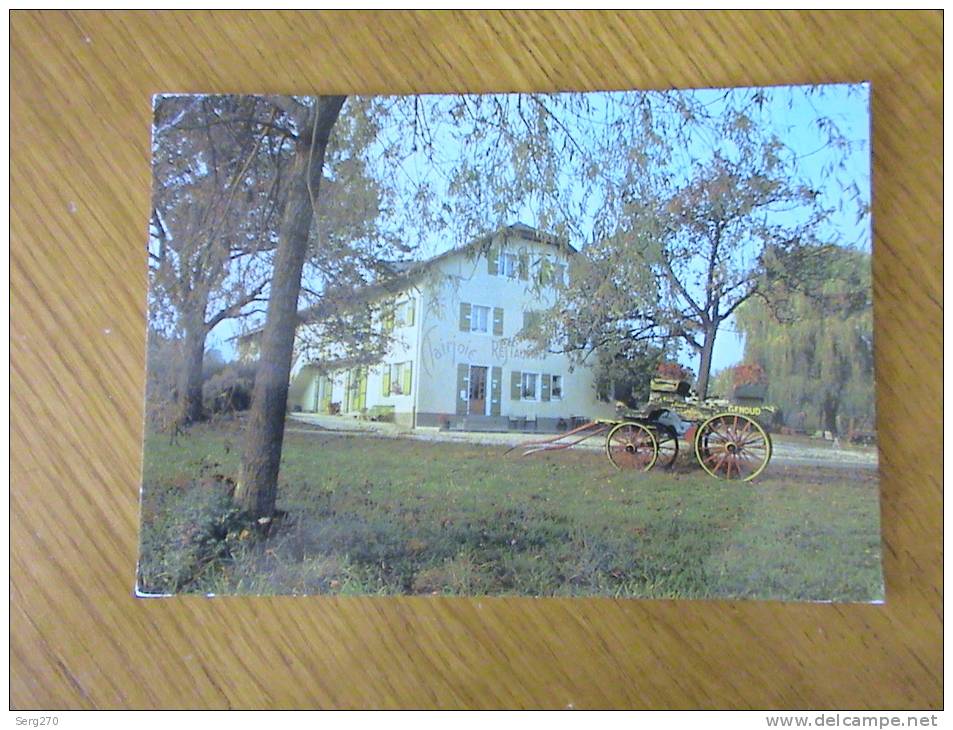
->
358 368 367 410
456 363 469 415
406 299 415 327
523 310 540 332
487 246 499 275
541 373 551 402
402 361 412 396
459 302 471 332
382 366 391 397
538 258 552 286
510 370 522 400
518 251 529 280
492 307 504 336
490 366 502 416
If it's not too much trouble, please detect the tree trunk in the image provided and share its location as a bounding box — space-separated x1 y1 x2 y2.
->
180 312 207 424
236 96 345 519
822 394 839 435
695 324 718 400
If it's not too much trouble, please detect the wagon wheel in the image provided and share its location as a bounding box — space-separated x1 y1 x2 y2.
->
694 414 772 481
605 422 658 472
652 424 679 470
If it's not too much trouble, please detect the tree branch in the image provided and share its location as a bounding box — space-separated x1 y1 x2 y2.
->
720 285 760 320
263 95 309 127
659 250 706 320
205 279 269 332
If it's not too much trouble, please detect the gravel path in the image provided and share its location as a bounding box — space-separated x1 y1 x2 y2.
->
288 414 878 470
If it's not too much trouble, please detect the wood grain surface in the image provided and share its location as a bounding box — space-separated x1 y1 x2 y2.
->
11 10 942 710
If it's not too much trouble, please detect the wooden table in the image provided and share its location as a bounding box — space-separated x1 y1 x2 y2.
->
11 11 941 709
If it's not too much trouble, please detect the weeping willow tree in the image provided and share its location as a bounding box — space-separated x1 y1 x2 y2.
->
736 245 874 434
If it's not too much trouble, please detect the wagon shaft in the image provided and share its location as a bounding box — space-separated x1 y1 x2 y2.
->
503 420 609 457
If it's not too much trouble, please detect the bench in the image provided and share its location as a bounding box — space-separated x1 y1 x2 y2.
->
364 405 395 422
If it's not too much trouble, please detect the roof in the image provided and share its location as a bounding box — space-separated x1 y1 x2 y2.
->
374 222 574 274
234 223 573 340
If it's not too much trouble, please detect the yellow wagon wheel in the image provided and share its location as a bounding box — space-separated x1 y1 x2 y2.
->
605 422 658 472
694 413 772 481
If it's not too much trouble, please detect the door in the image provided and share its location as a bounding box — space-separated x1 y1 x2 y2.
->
313 373 331 413
319 375 332 414
468 366 488 415
347 367 366 412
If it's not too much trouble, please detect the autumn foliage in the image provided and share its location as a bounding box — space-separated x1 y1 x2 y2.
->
731 363 767 387
656 361 693 382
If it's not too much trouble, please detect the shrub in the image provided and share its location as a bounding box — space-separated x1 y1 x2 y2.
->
138 477 249 594
203 362 256 415
656 360 693 381
731 363 767 387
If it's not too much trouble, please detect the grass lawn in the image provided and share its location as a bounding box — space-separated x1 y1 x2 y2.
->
138 421 884 601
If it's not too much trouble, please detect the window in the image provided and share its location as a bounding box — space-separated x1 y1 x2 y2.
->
460 303 502 335
394 299 415 327
551 375 563 400
533 257 567 287
521 372 538 400
385 361 413 396
523 310 542 332
500 252 519 278
470 304 490 333
391 363 405 394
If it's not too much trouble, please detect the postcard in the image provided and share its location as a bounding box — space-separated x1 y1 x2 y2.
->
139 85 880 600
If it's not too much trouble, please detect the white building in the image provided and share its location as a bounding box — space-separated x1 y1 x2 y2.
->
245 224 617 431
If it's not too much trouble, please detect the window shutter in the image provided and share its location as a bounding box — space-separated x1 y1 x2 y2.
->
510 370 522 400
402 361 412 396
383 302 395 333
492 307 504 336
359 368 368 410
456 363 469 415
539 258 552 286
459 302 471 332
523 310 541 332
406 299 415 327
518 251 529 280
490 366 502 416
541 374 551 402
487 246 499 275
382 366 391 397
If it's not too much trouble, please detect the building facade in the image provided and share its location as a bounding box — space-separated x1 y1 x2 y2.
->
281 224 617 431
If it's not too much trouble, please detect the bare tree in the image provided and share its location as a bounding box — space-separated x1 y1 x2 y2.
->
150 96 290 423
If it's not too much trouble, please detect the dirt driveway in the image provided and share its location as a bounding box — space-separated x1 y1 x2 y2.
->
288 413 878 471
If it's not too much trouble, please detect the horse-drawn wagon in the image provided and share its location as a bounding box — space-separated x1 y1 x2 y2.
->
508 378 776 481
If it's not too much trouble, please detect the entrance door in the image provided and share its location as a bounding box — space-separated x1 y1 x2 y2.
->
468 366 488 415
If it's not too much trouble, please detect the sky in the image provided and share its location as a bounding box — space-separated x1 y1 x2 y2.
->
204 84 872 378
699 83 871 372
